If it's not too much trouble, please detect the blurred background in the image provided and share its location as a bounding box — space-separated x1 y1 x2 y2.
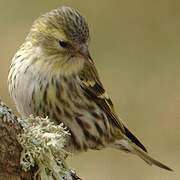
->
0 0 179 179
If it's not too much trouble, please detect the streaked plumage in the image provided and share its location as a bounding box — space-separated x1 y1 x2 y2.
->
8 6 172 171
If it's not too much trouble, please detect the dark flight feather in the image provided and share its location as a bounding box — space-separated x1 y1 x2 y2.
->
79 61 147 152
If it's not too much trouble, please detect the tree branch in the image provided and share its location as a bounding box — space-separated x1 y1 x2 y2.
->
0 100 81 180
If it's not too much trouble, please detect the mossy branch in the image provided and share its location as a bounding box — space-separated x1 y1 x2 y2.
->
0 99 82 180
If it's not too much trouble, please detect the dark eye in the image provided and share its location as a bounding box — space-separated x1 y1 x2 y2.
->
59 41 68 48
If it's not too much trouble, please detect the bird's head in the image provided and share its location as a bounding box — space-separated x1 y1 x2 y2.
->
26 6 92 75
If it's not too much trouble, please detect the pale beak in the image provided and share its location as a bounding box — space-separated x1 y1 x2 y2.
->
78 44 93 63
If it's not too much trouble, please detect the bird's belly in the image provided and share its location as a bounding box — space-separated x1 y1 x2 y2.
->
42 86 113 152
11 72 112 152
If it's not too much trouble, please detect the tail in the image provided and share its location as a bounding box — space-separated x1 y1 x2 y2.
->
114 139 172 171
130 141 172 171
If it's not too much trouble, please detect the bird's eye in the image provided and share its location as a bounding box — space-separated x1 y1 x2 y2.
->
59 41 68 48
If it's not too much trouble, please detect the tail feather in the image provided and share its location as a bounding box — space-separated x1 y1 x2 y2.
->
131 142 172 171
114 139 172 171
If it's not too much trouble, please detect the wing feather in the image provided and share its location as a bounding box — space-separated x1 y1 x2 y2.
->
79 61 147 152
79 61 125 133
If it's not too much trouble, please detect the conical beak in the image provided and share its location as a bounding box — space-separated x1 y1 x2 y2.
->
78 44 93 63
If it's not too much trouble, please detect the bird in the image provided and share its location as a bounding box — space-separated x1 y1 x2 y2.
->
8 6 172 171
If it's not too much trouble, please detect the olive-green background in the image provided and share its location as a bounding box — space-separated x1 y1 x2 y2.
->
0 0 179 179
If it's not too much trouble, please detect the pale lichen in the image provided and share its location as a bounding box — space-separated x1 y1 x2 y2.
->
17 115 74 180
0 100 17 123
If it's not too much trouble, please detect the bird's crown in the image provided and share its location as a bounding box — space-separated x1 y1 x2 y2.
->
30 6 89 44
